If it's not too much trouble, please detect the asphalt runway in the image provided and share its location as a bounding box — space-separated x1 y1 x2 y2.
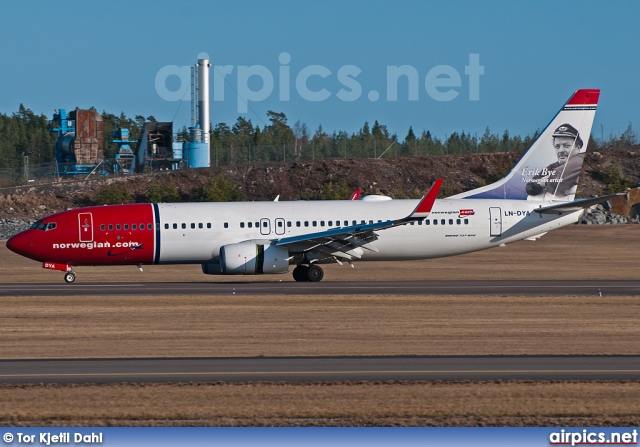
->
1 280 639 296
1 356 639 384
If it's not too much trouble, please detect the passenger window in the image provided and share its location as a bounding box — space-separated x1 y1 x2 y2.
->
312 221 317 227
262 221 268 227
240 222 245 228
441 219 445 225
433 220 438 225
278 221 283 227
304 221 309 227
182 223 186 229
456 219 461 225
147 224 153 230
287 221 292 227
344 221 348 226
132 224 137 230
191 223 196 229
464 219 469 225
328 221 333 226
100 224 105 231
108 224 113 231
164 224 169 229
449 219 454 225
418 220 422 225
207 223 211 229
140 223 144 229
248 222 252 228
369 220 373 224
320 221 325 227
296 221 301 227
352 220 357 225
124 224 129 230
173 223 177 229
224 223 229 228
116 224 121 230
426 220 430 225
199 223 203 229
410 221 415 225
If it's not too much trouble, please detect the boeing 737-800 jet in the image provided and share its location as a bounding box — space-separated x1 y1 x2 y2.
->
7 89 613 283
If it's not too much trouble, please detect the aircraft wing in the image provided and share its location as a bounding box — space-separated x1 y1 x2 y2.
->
533 193 622 215
276 179 442 259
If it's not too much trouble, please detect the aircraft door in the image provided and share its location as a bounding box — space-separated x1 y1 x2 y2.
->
259 218 271 235
489 207 502 237
78 212 94 242
274 218 286 235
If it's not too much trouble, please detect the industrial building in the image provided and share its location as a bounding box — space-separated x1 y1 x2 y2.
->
50 57 211 176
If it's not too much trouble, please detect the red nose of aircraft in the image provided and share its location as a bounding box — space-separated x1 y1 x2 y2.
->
6 231 38 261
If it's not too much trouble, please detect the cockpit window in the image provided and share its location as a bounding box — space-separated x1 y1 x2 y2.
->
29 222 57 231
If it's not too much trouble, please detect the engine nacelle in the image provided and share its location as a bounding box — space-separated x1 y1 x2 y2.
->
210 240 289 275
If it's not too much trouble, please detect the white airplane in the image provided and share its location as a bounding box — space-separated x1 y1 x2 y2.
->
7 89 612 283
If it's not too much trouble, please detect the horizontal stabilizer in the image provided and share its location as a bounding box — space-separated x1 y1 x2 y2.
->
534 194 622 215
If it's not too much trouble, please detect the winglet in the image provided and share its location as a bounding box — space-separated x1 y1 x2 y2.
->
349 189 362 200
409 178 442 219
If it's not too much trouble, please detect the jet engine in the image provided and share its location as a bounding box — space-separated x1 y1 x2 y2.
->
202 241 289 275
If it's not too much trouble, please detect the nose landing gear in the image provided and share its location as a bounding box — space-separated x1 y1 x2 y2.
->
63 271 76 284
43 262 77 284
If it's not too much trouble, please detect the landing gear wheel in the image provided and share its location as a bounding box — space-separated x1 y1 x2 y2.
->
293 265 309 282
307 265 324 282
64 272 76 284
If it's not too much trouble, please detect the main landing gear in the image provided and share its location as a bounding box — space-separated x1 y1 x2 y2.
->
292 264 324 282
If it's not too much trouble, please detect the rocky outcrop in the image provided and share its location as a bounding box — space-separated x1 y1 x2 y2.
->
0 218 34 240
580 205 635 225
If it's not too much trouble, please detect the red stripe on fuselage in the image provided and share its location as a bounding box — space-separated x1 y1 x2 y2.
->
8 204 155 266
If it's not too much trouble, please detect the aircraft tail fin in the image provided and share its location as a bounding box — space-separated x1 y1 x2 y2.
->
450 89 600 202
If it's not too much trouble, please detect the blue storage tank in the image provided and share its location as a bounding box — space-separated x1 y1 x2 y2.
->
186 141 209 168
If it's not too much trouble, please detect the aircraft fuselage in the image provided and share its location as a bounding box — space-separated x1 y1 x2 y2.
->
7 198 580 268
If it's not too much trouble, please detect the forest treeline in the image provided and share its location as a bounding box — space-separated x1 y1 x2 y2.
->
0 104 638 175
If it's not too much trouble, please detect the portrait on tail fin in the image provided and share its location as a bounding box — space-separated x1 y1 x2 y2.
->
449 89 599 202
525 123 585 201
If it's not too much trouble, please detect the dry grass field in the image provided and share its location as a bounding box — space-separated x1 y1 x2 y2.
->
1 225 639 426
1 294 639 358
3 381 640 427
